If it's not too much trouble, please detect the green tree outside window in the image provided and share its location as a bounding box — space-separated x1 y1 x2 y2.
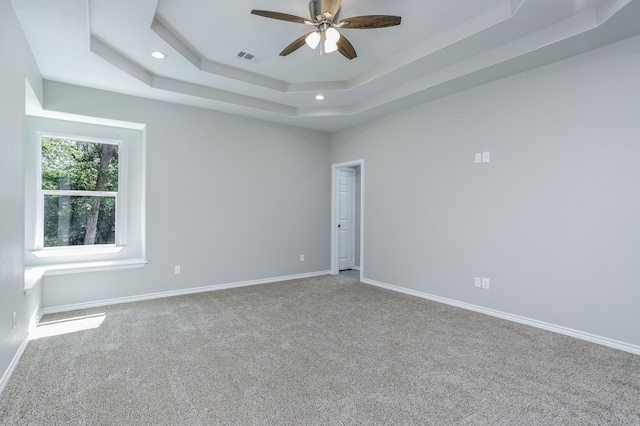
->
41 137 119 247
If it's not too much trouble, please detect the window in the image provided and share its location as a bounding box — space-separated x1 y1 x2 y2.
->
38 135 121 249
25 117 145 273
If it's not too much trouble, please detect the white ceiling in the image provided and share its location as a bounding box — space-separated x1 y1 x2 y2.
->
11 0 640 132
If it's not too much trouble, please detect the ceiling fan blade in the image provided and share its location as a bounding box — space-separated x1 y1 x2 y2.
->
338 15 401 29
280 32 314 56
321 0 342 20
337 35 357 60
251 10 312 25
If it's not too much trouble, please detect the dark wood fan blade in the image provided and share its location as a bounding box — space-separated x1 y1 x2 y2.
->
338 15 401 29
321 0 342 19
280 32 314 56
251 10 311 25
337 34 357 60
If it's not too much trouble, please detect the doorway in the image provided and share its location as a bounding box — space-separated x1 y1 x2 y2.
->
331 160 364 277
338 167 356 271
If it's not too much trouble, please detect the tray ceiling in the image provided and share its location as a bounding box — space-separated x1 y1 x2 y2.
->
11 0 640 131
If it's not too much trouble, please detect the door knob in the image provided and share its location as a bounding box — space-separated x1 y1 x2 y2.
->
338 224 341 228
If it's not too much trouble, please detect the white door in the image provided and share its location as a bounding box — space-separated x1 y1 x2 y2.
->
338 168 356 270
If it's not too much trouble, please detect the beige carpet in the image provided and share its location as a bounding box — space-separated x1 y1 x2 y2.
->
1 274 639 425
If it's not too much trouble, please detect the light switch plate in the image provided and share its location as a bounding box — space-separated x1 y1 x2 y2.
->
475 153 482 163
482 152 490 163
475 277 482 287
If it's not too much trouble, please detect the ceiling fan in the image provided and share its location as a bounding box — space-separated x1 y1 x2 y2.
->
251 0 401 60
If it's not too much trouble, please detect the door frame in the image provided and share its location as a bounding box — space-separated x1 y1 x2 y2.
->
331 159 364 276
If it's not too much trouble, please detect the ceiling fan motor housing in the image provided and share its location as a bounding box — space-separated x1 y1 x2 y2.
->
309 0 337 22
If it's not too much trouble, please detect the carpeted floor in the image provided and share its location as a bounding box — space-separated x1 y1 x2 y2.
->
1 274 639 425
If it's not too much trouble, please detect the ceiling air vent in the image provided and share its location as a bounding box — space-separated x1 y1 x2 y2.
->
236 51 264 64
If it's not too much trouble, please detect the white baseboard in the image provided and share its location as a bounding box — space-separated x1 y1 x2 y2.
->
0 336 29 396
361 277 640 356
41 270 332 316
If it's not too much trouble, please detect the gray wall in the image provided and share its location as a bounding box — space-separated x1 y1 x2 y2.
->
39 82 331 308
0 0 43 385
331 34 640 347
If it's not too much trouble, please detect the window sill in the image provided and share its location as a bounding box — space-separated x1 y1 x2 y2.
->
31 246 124 258
24 258 147 295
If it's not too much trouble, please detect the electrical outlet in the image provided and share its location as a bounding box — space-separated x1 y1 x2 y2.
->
482 152 490 163
12 312 17 331
482 278 490 289
300 254 305 262
174 265 181 275
474 277 482 288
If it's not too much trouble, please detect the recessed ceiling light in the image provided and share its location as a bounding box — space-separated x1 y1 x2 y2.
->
150 51 166 59
315 95 325 100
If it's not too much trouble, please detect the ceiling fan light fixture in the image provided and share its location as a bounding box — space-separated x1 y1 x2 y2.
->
324 40 338 53
305 31 321 49
325 27 340 43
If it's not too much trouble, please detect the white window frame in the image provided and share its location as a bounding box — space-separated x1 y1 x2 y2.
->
33 132 128 258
